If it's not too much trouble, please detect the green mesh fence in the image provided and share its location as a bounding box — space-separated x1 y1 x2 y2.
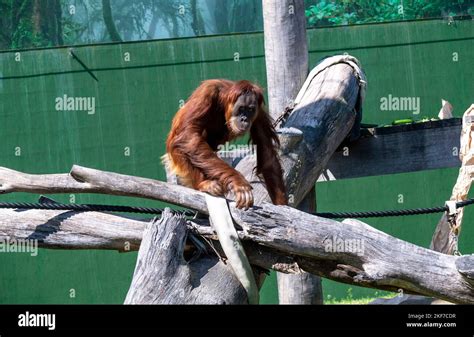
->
0 19 472 303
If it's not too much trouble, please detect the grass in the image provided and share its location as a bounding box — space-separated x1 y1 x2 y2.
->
324 288 395 304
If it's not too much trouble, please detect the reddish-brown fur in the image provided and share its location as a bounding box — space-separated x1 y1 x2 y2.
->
165 79 287 208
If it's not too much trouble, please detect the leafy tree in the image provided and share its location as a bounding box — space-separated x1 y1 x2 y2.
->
0 0 65 50
0 0 267 51
304 0 473 27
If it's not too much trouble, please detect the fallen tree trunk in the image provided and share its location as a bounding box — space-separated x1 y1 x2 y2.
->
0 166 473 304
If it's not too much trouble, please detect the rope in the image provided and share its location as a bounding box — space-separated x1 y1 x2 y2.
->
313 198 474 219
0 202 196 217
0 198 473 220
272 104 295 128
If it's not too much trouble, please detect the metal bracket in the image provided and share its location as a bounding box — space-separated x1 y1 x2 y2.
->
445 200 457 217
445 200 458 228
445 200 461 255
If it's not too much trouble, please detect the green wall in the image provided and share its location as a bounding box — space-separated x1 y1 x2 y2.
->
0 19 472 303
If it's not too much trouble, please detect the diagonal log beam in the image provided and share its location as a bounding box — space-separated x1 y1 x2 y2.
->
236 57 364 206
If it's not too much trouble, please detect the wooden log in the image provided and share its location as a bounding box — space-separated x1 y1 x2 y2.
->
277 187 323 304
262 0 322 305
0 207 145 251
218 119 462 182
369 295 453 305
321 118 462 181
0 165 262 305
0 165 209 213
235 59 363 207
0 200 473 303
234 55 363 303
456 254 474 287
263 0 308 118
124 209 248 304
163 159 254 304
0 166 473 303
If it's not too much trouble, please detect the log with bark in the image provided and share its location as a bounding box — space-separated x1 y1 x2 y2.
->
262 0 322 304
0 165 473 304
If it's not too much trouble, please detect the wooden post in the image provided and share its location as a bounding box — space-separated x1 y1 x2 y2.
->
262 0 323 305
277 188 323 304
263 0 308 116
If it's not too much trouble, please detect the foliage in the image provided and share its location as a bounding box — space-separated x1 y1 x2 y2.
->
1 0 471 51
0 0 68 50
0 0 264 51
10 18 46 49
324 289 394 304
305 0 473 27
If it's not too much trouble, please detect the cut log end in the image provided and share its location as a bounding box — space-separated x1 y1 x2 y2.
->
456 254 474 285
125 208 252 304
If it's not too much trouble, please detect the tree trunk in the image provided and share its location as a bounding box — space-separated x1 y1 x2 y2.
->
124 209 249 304
261 0 320 304
190 0 205 36
148 13 159 38
277 188 323 304
213 0 229 34
32 0 63 45
263 0 308 119
102 0 122 42
32 0 41 37
431 105 474 254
